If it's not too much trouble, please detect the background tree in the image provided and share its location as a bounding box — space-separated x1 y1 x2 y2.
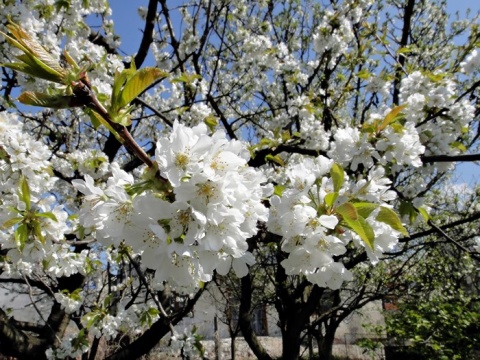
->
0 1 479 360
361 184 480 360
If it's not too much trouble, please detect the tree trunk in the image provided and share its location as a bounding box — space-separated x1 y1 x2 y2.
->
238 272 273 360
317 332 335 360
281 326 303 360
230 336 236 360
214 316 222 360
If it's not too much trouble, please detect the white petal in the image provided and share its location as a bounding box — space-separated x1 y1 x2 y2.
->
319 215 338 229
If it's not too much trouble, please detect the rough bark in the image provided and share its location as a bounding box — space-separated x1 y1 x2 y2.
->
238 272 273 360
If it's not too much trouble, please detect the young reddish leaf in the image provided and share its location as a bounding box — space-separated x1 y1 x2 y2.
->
6 22 65 75
18 92 78 108
377 104 406 133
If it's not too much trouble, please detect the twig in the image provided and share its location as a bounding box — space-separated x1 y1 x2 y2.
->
23 275 62 343
124 250 175 335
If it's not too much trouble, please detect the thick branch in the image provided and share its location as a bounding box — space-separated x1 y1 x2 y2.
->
404 211 480 242
392 0 415 105
248 144 327 168
0 308 46 360
421 153 480 163
133 0 158 69
238 235 273 360
106 287 205 360
238 272 273 360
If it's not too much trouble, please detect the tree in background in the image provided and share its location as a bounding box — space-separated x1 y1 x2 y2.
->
0 0 479 359
361 185 480 360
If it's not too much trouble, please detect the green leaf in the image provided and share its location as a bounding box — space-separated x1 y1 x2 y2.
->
397 46 412 54
377 104 406 133
19 176 31 211
118 67 167 108
376 206 408 236
418 207 430 222
450 141 467 153
357 69 371 80
70 288 82 301
36 212 58 222
85 109 123 143
71 329 90 351
14 51 64 83
336 202 358 221
204 115 218 132
62 49 79 71
281 130 291 142
353 202 379 218
5 22 65 75
0 24 66 82
110 107 133 126
324 192 339 208
54 0 71 11
140 310 154 327
147 307 160 317
171 72 202 84
15 223 28 251
347 217 375 249
399 200 417 224
265 154 285 166
330 163 344 193
83 311 103 329
337 202 374 248
273 184 285 197
1 62 61 83
2 217 24 229
32 221 45 243
18 92 78 108
84 108 102 130
103 294 113 308
111 69 131 111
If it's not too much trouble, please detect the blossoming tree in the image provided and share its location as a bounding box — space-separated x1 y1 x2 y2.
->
0 0 479 359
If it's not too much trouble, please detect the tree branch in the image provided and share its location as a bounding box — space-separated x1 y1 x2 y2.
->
421 153 480 163
133 0 158 69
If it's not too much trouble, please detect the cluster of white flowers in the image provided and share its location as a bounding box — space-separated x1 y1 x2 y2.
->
0 113 73 269
81 301 161 340
54 291 84 314
0 1 478 359
460 49 480 74
170 327 204 359
313 11 355 69
474 237 480 253
400 71 475 157
45 334 89 360
73 121 270 291
268 156 400 289
0 113 54 200
313 0 372 68
328 127 377 171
